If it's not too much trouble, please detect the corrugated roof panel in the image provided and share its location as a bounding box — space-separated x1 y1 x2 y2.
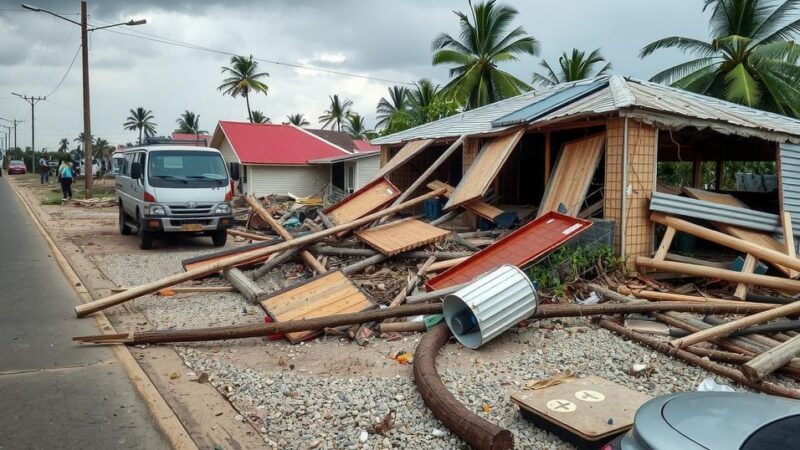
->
491 79 609 127
780 143 800 232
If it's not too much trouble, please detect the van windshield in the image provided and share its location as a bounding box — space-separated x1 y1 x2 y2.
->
147 151 228 188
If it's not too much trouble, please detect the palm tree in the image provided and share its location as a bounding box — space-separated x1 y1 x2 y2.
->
431 0 539 109
175 110 205 134
58 138 69 153
343 113 371 139
250 110 271 124
532 48 612 87
123 107 157 145
218 55 269 122
286 113 310 127
73 132 91 156
640 0 800 116
376 86 409 131
93 137 112 174
318 94 353 131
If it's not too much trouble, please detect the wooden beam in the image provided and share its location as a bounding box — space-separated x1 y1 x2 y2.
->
636 256 800 293
733 254 758 300
245 196 327 274
650 213 800 273
615 286 775 310
669 301 800 349
391 136 465 207
654 226 676 261
222 268 268 303
74 189 447 318
742 334 800 381
227 228 270 241
784 212 796 258
388 255 437 308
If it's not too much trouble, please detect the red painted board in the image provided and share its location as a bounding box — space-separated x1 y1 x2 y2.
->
426 212 592 291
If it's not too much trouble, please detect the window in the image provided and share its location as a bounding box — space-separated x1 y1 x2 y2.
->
147 150 227 188
242 166 248 184
123 154 134 176
346 163 356 193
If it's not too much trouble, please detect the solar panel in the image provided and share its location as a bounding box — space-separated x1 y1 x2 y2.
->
491 79 609 128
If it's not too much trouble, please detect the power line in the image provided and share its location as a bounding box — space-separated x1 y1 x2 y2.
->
89 20 413 86
45 44 81 97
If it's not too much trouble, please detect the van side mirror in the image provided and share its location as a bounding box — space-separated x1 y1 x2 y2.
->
229 162 240 181
130 162 142 180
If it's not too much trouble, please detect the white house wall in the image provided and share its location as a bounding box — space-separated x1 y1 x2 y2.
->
355 154 380 189
217 138 239 164
247 165 329 197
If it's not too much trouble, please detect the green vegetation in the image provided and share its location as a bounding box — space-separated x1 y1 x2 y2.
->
658 161 776 189
343 113 372 139
218 55 269 123
286 113 310 127
175 110 205 134
527 244 619 298
123 107 157 145
532 48 612 87
318 94 353 131
250 110 271 124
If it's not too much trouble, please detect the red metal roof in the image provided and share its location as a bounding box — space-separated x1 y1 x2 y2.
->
353 139 378 152
426 212 592 291
216 121 350 165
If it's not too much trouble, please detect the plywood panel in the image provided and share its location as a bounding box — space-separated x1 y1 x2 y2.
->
445 130 524 210
683 186 796 277
427 180 503 220
260 271 373 343
374 139 434 178
538 134 605 218
356 218 451 256
324 177 400 225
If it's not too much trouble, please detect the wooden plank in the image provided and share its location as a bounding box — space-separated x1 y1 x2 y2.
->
324 177 400 225
537 133 605 218
445 130 524 210
259 271 373 344
222 268 268 303
680 188 797 277
734 254 758 300
356 219 451 256
653 226 675 261
742 333 800 381
427 180 503 220
374 139 434 178
784 212 796 258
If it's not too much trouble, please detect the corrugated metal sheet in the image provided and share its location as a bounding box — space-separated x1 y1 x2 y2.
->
780 143 800 232
650 192 782 234
373 75 800 145
442 265 538 349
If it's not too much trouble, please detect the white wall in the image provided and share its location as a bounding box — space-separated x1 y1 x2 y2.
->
355 154 380 189
247 165 330 197
217 138 239 165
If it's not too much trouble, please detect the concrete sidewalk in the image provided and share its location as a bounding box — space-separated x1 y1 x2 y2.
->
0 177 169 449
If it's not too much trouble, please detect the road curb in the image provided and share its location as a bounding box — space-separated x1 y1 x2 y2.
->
6 177 198 450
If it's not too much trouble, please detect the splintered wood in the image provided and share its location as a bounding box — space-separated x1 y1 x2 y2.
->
323 177 400 225
445 130 524 210
356 218 451 256
260 271 373 343
537 133 605 218
427 180 503 220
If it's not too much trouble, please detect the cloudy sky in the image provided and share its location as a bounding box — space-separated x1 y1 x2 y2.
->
0 0 711 151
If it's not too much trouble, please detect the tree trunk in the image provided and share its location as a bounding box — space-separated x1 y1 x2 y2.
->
138 127 142 145
245 93 252 122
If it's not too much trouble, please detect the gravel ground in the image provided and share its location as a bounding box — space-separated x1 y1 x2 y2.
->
92 250 799 449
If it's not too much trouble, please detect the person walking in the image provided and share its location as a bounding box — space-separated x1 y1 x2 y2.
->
58 159 74 201
39 154 50 184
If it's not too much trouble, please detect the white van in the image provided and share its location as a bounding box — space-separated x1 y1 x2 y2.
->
116 146 239 249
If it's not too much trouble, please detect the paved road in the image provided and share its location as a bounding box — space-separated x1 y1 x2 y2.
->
0 177 169 449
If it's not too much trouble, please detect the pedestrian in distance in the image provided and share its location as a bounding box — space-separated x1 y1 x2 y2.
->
58 158 74 201
39 154 49 184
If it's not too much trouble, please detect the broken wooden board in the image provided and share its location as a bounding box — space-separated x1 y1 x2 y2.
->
374 139 434 178
427 180 503 220
683 187 797 278
511 375 651 443
260 271 373 343
445 129 525 210
426 212 592 291
356 218 451 256
324 177 400 225
537 133 605 218
182 237 283 272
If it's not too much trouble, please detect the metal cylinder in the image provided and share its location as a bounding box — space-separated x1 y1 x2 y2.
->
443 265 538 349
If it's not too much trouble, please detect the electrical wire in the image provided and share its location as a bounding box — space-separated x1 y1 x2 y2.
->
44 44 81 97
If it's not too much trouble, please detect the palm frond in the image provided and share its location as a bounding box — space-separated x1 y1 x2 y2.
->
640 36 716 58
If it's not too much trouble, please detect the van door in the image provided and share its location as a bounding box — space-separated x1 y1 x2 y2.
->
118 153 136 216
130 152 147 203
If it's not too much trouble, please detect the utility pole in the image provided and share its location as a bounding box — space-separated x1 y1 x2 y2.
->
21 2 145 198
0 118 23 153
11 93 45 173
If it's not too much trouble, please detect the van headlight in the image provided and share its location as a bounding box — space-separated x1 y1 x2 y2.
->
147 204 166 216
214 203 231 215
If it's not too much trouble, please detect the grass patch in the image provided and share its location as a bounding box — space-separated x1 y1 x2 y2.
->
31 178 116 205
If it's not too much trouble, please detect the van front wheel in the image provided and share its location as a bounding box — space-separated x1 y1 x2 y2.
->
211 229 228 247
137 214 154 250
119 204 132 235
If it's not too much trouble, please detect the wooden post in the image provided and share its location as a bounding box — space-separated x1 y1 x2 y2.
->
245 196 327 274
636 257 800 292
653 226 676 261
388 255 437 308
74 189 447 317
222 268 268 303
784 212 796 258
615 286 775 310
669 301 800 348
390 136 465 207
733 254 758 300
742 334 800 381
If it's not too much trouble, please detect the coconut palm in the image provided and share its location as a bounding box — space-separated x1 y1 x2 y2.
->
431 0 539 109
123 107 157 145
640 0 800 116
175 110 205 134
73 132 91 156
532 48 612 87
343 113 371 139
250 110 271 124
286 113 310 126
58 138 69 152
218 55 269 122
318 94 353 131
376 86 410 131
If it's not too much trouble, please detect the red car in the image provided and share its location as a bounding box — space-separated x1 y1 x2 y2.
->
7 160 27 174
